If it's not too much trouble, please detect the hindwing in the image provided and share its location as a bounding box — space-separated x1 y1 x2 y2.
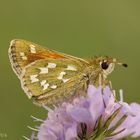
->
21 59 88 106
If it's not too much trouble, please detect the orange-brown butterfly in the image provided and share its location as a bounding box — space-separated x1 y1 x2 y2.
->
8 39 127 107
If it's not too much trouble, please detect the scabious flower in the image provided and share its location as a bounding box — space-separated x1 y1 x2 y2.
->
30 85 140 140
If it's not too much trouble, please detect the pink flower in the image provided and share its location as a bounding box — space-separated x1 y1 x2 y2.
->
31 85 140 140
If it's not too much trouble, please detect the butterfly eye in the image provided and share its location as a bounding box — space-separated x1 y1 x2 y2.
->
101 61 109 70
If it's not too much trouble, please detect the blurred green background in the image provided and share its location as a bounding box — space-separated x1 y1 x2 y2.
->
0 0 140 139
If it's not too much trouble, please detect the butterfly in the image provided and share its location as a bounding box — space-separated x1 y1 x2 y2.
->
8 39 127 107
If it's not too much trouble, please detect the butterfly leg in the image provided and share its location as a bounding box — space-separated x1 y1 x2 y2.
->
109 80 113 89
104 79 113 90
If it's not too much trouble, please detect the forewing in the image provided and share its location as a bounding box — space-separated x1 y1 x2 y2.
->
9 39 89 78
8 39 66 77
21 59 87 106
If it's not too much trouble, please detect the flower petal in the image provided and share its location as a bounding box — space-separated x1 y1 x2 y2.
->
38 128 57 140
88 86 105 122
65 123 77 140
36 85 140 140
67 104 92 123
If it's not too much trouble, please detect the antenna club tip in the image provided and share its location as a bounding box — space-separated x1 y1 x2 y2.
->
122 63 128 68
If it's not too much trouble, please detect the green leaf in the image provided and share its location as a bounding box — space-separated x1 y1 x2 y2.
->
104 107 122 129
106 115 127 137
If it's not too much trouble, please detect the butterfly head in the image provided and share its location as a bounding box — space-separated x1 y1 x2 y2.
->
92 56 128 77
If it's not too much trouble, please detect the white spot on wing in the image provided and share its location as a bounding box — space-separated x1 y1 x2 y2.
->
40 80 49 90
20 52 25 56
30 44 36 53
62 78 70 83
43 83 49 90
57 71 70 83
39 67 48 74
60 71 66 75
50 85 57 89
30 74 39 83
22 56 27 60
39 63 57 75
40 80 47 86
67 65 77 71
20 52 27 60
47 63 57 68
57 71 66 80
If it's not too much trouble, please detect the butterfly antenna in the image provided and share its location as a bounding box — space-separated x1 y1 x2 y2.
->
113 59 128 68
117 62 128 68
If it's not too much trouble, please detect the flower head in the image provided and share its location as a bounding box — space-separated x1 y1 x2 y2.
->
31 85 140 140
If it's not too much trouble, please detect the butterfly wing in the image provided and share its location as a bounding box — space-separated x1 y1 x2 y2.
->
9 39 67 77
9 39 89 78
21 58 88 106
9 39 90 106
